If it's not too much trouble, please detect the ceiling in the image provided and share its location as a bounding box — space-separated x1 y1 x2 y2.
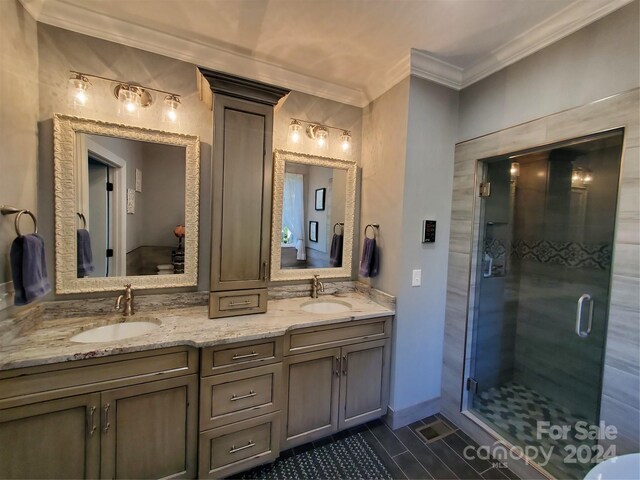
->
21 0 632 106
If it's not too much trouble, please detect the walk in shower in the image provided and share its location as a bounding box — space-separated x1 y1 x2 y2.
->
466 129 625 479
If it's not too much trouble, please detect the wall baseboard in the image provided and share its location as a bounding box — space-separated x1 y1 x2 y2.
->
384 396 440 430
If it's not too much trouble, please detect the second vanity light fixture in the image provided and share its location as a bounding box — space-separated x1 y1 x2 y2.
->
68 71 181 123
288 118 351 153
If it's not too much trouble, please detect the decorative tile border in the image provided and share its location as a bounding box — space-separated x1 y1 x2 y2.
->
512 239 612 270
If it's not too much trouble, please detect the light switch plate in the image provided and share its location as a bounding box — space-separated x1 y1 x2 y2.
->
412 269 422 287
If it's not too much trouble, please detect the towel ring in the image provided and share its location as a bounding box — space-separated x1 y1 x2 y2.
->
333 222 344 234
364 223 379 239
1 206 38 236
77 212 87 229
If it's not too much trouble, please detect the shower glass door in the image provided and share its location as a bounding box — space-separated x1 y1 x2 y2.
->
467 130 624 479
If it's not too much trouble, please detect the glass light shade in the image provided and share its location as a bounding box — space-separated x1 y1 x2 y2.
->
340 131 351 153
118 85 141 117
68 74 90 108
288 120 302 144
510 161 520 182
315 127 329 150
163 95 181 124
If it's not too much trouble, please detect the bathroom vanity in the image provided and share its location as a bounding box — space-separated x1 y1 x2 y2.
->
0 291 394 479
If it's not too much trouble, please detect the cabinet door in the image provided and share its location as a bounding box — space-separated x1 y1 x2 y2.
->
339 339 390 430
282 348 341 449
100 375 197 479
0 393 100 479
211 95 273 292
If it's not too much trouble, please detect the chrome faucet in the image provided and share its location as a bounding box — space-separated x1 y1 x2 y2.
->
311 275 324 299
115 284 135 316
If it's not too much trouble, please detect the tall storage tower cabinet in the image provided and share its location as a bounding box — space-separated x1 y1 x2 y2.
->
199 69 289 318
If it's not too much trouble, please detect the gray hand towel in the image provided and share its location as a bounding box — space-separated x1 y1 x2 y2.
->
77 229 94 277
10 233 51 306
359 237 379 278
329 233 343 267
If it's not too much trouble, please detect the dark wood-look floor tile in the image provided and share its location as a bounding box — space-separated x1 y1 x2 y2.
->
442 431 493 474
428 439 482 480
361 429 408 480
368 419 408 457
311 434 335 448
480 467 509 479
393 426 458 480
494 464 519 480
393 451 433 480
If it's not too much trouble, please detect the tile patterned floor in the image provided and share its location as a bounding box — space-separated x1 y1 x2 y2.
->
236 414 519 480
473 381 594 479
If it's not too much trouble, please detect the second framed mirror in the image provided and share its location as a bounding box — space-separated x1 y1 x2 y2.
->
270 150 357 281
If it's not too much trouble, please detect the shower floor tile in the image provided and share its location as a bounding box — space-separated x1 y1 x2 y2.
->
472 381 594 479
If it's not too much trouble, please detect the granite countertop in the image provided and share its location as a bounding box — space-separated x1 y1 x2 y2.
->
0 291 394 371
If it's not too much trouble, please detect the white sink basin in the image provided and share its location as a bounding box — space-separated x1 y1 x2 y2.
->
301 299 352 314
70 319 160 343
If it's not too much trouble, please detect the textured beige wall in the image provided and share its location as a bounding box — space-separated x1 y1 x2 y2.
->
0 0 38 290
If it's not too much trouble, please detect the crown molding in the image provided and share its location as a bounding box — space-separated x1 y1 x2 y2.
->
20 0 369 107
461 0 634 87
410 49 464 90
21 0 634 107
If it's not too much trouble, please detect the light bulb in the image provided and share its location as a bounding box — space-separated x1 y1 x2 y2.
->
117 85 141 117
68 73 90 108
163 95 181 124
340 131 351 152
288 119 302 144
315 127 328 149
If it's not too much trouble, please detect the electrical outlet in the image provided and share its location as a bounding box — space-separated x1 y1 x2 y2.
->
412 269 422 287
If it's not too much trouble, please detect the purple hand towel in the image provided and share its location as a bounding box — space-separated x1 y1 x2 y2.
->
329 233 343 267
359 237 379 278
10 233 51 306
77 229 94 277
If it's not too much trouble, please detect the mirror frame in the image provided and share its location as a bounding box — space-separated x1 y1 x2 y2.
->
53 114 200 293
270 149 357 281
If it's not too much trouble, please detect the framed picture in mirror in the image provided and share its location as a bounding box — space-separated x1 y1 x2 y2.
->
315 188 326 211
309 221 318 242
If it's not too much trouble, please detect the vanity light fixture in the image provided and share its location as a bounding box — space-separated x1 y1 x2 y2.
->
68 72 90 107
510 161 520 183
67 70 181 122
340 130 352 152
288 118 352 154
163 94 181 123
571 166 593 189
288 119 303 144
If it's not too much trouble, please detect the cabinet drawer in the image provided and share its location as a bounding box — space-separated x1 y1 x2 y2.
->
201 338 282 376
0 347 198 408
198 412 280 479
284 317 391 355
209 290 267 318
200 364 281 429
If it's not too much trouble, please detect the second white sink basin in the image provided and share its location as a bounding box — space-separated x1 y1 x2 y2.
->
301 299 352 314
70 319 160 343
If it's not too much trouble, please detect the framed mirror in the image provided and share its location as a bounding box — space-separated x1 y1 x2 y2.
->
53 114 200 293
270 150 357 281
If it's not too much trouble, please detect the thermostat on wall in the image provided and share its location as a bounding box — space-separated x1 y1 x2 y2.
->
422 220 436 243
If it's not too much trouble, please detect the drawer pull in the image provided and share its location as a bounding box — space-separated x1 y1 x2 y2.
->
230 390 257 402
229 441 256 454
232 351 259 360
88 406 97 436
228 300 252 307
103 403 110 433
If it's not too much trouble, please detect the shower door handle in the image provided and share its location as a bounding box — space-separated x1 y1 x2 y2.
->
575 294 594 338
